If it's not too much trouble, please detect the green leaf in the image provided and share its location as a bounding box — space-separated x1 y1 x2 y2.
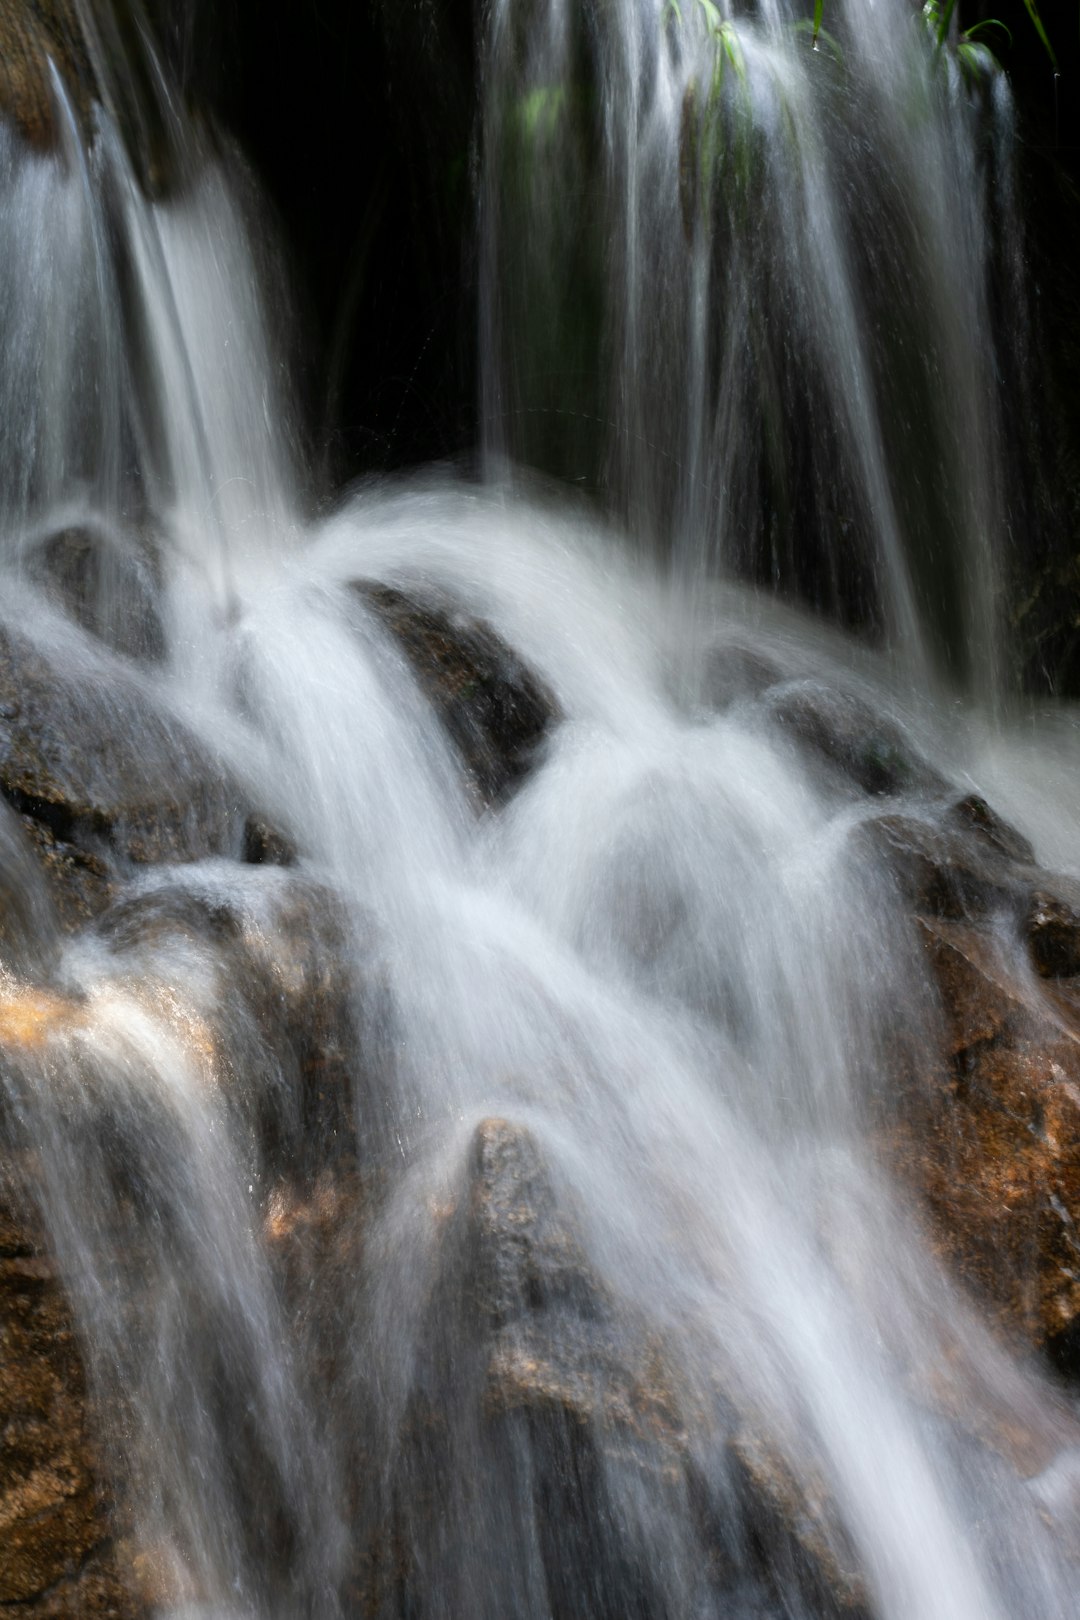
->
962 18 1012 48
956 40 997 81
696 0 723 33
812 0 824 48
792 18 844 61
663 0 683 26
935 0 958 50
720 20 746 83
1019 0 1058 70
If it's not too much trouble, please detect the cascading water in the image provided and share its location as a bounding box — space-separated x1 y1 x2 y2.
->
480 0 1026 693
0 3 1078 1619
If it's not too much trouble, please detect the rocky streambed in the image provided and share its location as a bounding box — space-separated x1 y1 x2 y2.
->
0 577 1079 1616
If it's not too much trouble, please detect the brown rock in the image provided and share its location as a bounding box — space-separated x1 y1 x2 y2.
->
1027 878 1080 979
856 812 1023 922
0 2 91 149
885 916 1080 1354
0 619 247 923
0 1164 140 1616
354 583 558 807
0 2 176 196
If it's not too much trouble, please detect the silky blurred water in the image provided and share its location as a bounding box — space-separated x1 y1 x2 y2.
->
0 4 1076 1618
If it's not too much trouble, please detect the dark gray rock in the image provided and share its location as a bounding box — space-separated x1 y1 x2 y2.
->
354 582 558 807
1027 877 1080 979
0 620 246 921
26 528 166 666
765 680 946 799
855 812 1024 922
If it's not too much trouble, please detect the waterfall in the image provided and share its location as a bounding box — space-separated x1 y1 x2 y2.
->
0 4 1077 1619
480 0 1025 692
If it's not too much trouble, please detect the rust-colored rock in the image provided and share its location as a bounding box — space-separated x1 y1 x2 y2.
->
885 916 1080 1357
0 1167 140 1616
0 2 176 196
0 1 91 149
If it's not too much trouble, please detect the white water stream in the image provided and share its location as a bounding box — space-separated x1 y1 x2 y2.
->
0 3 1078 1617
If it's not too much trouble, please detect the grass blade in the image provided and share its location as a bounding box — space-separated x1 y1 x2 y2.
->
1019 0 1058 70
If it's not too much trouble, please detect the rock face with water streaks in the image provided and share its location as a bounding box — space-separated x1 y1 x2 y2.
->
888 910 1080 1372
0 1 91 150
0 578 559 1615
354 582 558 808
377 1116 870 1618
0 1171 138 1616
0 620 248 922
847 781 1080 1366
3 631 1080 1614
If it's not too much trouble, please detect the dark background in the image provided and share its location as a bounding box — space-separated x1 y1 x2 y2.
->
146 0 1080 689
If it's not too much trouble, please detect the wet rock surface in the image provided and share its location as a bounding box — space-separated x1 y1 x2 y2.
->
1 636 1080 1614
885 916 1080 1358
379 1118 871 1619
856 807 1028 923
354 582 559 807
26 529 166 667
764 679 947 799
0 1168 139 1617
1027 879 1080 980
0 1 181 195
0 1 91 150
859 776 1080 1376
0 867 367 1616
88 869 366 1173
0 620 248 919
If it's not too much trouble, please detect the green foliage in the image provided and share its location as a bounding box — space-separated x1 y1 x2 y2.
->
955 38 998 81
791 17 843 61
668 1 753 232
918 0 1056 76
693 0 747 93
515 84 568 143
1018 0 1057 71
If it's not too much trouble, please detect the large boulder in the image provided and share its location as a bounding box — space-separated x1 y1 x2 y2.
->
376 1117 870 1618
886 915 1080 1370
763 680 948 800
0 620 252 927
354 582 558 807
862 792 1080 1373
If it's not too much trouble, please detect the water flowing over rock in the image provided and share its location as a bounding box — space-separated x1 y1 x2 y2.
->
353 582 559 808
0 2 1080 1618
